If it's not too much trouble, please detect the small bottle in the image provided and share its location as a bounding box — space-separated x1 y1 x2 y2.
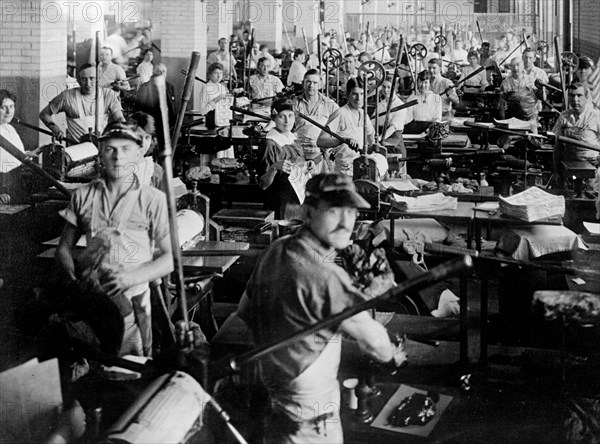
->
480 173 489 187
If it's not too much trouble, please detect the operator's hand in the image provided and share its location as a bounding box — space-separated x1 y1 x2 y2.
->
50 124 65 141
345 138 360 150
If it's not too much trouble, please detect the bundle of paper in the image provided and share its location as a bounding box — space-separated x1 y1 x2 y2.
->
392 193 458 212
499 187 565 222
494 117 533 130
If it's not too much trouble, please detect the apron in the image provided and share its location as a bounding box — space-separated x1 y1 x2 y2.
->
89 183 152 356
69 91 108 142
267 335 344 444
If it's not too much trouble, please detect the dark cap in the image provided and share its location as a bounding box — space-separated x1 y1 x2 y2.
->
305 173 370 209
579 56 594 69
99 122 143 146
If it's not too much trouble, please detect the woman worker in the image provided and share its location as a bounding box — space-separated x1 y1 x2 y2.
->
403 70 442 134
258 98 308 220
0 90 36 204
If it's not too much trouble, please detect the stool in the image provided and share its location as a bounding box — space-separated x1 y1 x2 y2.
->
561 160 596 197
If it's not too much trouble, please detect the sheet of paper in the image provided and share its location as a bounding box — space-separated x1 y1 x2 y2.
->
381 180 419 192
0 358 62 443
43 236 87 247
288 162 312 204
583 221 600 235
64 142 98 163
474 202 500 211
402 132 427 140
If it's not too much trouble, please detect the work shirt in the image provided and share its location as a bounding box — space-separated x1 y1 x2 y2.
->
198 81 229 115
373 94 407 136
293 93 339 159
553 102 600 160
240 226 364 385
500 75 539 120
98 63 127 88
257 128 305 218
0 123 25 173
48 88 123 142
249 74 284 102
325 104 374 175
207 50 236 79
405 92 443 123
60 176 169 297
461 64 489 90
431 75 459 117
136 61 154 85
287 60 307 86
524 65 549 84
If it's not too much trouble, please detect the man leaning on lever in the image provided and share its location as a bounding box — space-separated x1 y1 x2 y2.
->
237 173 406 444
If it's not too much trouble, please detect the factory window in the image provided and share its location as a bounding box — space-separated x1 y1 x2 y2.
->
474 0 488 13
499 0 511 13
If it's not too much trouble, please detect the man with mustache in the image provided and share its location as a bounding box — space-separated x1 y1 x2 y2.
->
238 173 406 443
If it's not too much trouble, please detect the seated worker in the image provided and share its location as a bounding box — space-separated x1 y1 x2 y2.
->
237 173 406 444
0 89 36 204
479 42 503 88
461 50 489 93
552 82 600 183
97 47 129 91
317 78 375 176
497 57 539 126
128 111 165 191
340 53 358 88
292 69 339 174
136 49 155 86
428 58 460 120
404 70 443 133
258 98 307 219
373 77 407 156
249 57 284 106
286 48 307 88
574 56 595 85
198 62 230 120
56 121 174 357
40 63 125 143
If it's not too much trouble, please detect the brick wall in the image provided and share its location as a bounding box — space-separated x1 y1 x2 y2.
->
154 0 207 110
0 0 67 148
573 0 600 60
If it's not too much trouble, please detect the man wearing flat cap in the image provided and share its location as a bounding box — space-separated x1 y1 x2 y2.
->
238 173 406 443
56 121 173 357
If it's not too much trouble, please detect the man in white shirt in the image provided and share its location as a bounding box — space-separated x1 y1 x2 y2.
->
249 57 284 105
207 37 237 81
428 59 460 120
293 69 339 172
287 49 307 88
452 39 469 64
97 47 128 91
317 78 375 176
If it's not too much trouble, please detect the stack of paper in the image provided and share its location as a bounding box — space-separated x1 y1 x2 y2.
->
499 187 565 222
392 193 458 212
494 117 533 130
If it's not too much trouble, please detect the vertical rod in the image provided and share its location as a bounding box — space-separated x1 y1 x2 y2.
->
95 31 101 136
153 75 191 337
